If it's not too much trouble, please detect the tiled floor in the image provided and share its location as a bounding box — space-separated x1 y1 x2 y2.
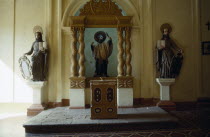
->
0 114 27 137
0 106 209 137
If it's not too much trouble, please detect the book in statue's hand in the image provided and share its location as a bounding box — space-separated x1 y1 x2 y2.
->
39 42 44 51
157 40 165 49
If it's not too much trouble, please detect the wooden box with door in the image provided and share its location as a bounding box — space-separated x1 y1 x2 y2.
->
90 80 117 119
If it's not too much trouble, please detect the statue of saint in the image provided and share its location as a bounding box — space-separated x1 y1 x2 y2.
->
24 26 48 81
156 23 183 78
91 31 113 77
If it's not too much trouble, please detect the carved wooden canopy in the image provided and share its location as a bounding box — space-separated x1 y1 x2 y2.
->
79 0 123 16
70 0 132 28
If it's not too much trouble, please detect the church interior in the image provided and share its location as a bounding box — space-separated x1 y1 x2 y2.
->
0 0 210 136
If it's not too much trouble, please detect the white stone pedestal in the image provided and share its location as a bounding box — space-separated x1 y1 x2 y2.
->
117 88 133 107
156 78 176 111
156 78 175 100
26 81 47 116
69 89 85 109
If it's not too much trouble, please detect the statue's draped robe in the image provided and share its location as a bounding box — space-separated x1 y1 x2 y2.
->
91 39 113 77
156 38 183 78
26 41 47 81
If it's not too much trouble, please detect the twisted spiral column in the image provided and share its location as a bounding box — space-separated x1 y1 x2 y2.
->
125 27 132 76
117 27 124 76
78 27 85 77
70 27 78 77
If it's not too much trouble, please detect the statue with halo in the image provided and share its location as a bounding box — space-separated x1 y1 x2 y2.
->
156 23 183 78
19 26 48 81
91 31 113 77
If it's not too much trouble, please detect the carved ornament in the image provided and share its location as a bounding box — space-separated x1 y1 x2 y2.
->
70 77 86 89
117 77 133 88
79 0 123 16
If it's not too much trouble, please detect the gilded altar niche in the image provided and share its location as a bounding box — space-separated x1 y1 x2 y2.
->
69 0 133 89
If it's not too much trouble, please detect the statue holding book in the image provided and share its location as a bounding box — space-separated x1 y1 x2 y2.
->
21 26 48 81
156 23 183 78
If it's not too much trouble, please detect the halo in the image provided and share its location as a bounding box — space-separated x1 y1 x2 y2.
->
160 23 172 33
94 31 106 43
33 25 43 34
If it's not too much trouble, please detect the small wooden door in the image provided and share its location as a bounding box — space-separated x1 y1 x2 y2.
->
90 80 117 119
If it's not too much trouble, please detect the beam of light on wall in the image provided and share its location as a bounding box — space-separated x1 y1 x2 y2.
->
0 60 33 103
0 61 13 102
0 112 26 120
14 73 33 103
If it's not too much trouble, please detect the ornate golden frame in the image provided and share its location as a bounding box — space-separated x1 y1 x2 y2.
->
69 0 133 89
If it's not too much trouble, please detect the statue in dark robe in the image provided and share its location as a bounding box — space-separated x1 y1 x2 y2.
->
156 23 183 78
24 26 48 81
91 31 113 77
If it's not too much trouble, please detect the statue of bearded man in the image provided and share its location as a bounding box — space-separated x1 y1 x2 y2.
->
24 26 48 81
156 23 183 78
91 31 113 77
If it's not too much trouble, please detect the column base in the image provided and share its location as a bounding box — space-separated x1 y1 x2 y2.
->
156 101 176 111
117 88 133 107
27 104 44 116
69 89 85 109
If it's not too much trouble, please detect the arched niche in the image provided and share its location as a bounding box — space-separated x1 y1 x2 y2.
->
69 0 132 79
61 0 141 32
68 0 135 108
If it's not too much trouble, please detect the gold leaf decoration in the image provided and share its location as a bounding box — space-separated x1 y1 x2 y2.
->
79 0 123 16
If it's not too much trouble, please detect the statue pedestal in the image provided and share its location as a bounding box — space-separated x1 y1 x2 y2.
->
26 81 46 116
117 77 133 108
156 78 176 111
69 77 85 109
69 89 85 109
117 88 133 107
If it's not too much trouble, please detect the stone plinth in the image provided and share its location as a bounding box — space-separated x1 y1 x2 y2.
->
69 89 85 109
117 88 133 107
117 77 133 108
156 78 176 111
69 77 85 109
26 81 47 116
23 107 178 134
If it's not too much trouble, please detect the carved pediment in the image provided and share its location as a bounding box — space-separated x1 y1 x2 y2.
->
79 0 123 16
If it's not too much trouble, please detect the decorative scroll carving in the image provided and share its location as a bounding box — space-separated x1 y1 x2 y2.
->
79 0 123 16
70 77 86 89
117 77 133 88
78 27 85 77
117 27 124 76
70 27 78 77
125 27 132 76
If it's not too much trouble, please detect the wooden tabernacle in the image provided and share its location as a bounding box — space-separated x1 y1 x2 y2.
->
90 80 117 119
